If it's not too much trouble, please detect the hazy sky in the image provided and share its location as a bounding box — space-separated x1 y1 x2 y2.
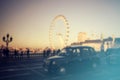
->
0 0 120 48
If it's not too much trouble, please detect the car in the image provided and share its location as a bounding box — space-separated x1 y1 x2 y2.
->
105 48 120 65
43 46 100 75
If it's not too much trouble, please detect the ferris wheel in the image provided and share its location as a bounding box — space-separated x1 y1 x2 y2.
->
49 15 70 49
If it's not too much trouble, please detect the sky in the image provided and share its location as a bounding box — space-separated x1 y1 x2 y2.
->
0 0 120 49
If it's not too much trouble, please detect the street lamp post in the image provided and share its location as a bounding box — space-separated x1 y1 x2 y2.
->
2 33 13 48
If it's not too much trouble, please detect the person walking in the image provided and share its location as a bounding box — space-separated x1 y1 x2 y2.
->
20 50 24 59
14 49 18 59
26 48 30 58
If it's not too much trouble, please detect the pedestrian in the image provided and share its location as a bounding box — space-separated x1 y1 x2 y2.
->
101 43 104 53
52 49 56 56
0 48 2 58
56 49 60 55
43 49 46 58
26 48 30 58
14 49 18 59
20 50 24 59
0 49 2 61
46 48 51 57
2 48 10 63
0 45 4 58
5 48 9 58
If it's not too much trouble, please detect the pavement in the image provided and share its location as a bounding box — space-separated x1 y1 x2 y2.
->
0 56 120 80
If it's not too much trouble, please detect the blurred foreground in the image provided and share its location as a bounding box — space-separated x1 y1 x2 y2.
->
0 52 120 80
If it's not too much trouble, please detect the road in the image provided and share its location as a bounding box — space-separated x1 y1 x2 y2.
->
0 56 120 80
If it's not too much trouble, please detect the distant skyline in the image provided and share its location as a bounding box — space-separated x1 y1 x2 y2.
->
0 0 120 48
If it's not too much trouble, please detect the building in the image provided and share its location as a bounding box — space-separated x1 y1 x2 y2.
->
78 32 87 42
71 37 114 52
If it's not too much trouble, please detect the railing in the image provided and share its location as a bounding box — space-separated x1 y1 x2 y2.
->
0 53 45 65
0 53 43 59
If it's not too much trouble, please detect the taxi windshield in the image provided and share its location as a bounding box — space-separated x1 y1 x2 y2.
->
58 48 73 56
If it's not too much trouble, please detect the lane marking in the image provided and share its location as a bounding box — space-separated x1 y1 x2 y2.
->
0 72 31 79
0 62 43 70
0 66 43 72
19 64 46 77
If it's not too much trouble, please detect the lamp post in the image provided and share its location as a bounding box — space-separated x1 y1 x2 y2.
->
2 33 13 48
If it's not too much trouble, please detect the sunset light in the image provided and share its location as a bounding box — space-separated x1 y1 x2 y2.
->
0 0 120 80
0 0 120 49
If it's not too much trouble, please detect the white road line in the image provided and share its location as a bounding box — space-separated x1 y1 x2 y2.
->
18 64 46 77
20 62 43 67
0 65 18 69
0 72 31 79
29 69 46 77
0 63 43 69
0 66 43 72
0 61 45 78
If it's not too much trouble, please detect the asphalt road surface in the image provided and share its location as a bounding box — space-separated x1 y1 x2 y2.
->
0 56 120 80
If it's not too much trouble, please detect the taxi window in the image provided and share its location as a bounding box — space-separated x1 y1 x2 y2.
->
81 48 90 56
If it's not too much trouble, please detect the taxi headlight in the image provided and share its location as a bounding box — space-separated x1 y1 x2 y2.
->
52 61 56 65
